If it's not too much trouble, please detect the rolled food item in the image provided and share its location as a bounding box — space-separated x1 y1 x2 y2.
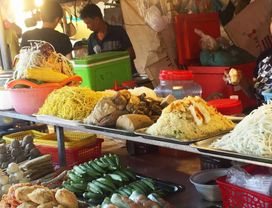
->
130 191 160 208
110 193 142 208
116 114 154 131
101 197 118 208
148 193 173 208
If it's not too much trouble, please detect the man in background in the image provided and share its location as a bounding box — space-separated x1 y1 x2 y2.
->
80 4 137 75
20 0 72 58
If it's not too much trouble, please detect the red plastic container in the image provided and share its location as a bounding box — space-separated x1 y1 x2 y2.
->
217 166 272 208
208 99 243 115
188 62 257 110
175 12 220 65
36 138 103 166
174 12 257 110
159 70 194 80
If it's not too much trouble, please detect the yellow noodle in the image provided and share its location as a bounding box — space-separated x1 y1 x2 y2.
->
38 86 114 120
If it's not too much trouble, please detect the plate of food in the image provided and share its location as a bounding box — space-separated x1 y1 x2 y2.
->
81 123 138 137
35 114 81 126
135 97 235 144
191 136 272 164
135 128 230 145
191 103 272 164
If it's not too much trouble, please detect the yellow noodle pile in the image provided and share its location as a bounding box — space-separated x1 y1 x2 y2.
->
38 86 114 120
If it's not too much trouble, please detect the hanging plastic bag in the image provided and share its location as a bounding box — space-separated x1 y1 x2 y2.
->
145 5 168 32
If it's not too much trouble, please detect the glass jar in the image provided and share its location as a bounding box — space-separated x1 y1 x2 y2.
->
154 70 202 99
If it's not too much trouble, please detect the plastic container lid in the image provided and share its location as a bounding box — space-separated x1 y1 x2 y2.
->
207 99 243 115
73 51 129 64
159 70 193 81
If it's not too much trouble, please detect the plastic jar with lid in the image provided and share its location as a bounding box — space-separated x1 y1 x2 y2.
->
154 70 202 99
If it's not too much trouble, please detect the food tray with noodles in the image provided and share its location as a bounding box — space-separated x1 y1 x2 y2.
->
191 137 272 164
135 128 230 145
81 123 137 137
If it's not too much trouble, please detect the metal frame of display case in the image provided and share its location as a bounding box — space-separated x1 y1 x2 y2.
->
0 110 271 168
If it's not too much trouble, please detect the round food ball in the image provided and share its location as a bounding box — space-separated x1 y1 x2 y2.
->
14 170 24 181
7 163 19 174
11 149 20 157
22 135 33 144
11 140 20 148
29 148 41 159
0 169 4 176
1 184 11 194
25 143 35 152
0 175 9 185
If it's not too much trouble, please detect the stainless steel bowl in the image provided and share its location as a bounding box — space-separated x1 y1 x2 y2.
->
190 168 228 202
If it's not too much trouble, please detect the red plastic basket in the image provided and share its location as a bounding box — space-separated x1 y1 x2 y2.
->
216 166 272 208
36 138 103 166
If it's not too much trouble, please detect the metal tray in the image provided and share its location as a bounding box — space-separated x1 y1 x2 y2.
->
35 115 81 126
191 137 272 164
135 128 229 145
81 123 137 137
82 175 183 206
136 174 184 195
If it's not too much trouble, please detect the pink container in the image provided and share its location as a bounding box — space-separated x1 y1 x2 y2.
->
9 86 59 115
6 76 83 115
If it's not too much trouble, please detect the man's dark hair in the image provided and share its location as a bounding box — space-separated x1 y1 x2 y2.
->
41 0 63 22
80 4 103 19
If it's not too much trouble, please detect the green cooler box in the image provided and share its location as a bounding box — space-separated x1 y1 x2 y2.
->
72 51 132 91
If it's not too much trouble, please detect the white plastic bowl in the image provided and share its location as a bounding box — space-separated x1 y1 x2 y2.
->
0 88 13 110
190 168 228 202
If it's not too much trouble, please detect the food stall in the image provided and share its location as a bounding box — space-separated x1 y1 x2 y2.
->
0 0 272 208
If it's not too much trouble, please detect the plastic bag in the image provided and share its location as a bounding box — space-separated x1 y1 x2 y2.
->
194 29 219 51
226 166 251 187
245 175 272 196
145 5 168 32
227 166 272 196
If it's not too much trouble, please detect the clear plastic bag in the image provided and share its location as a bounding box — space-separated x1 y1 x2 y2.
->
136 0 170 32
227 166 272 196
145 5 168 32
226 166 251 187
194 29 219 51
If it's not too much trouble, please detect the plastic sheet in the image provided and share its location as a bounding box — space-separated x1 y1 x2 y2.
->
227 166 272 196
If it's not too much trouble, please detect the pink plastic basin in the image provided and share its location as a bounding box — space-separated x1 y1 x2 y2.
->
9 86 59 115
